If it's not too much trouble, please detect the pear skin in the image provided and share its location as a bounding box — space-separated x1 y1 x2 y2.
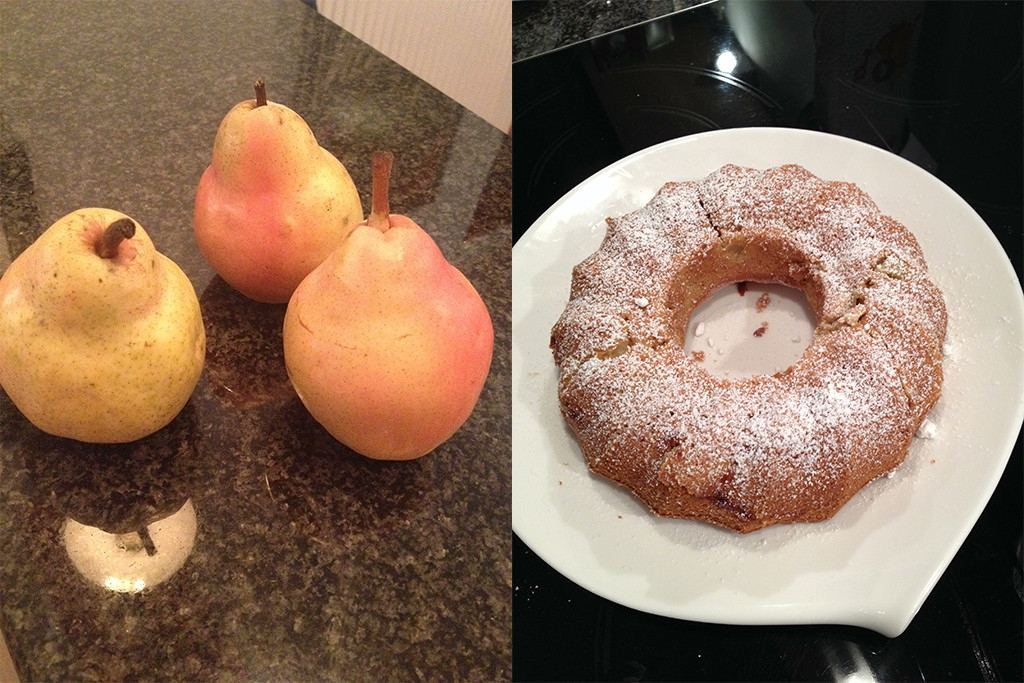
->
194 78 363 303
283 152 493 460
0 209 206 443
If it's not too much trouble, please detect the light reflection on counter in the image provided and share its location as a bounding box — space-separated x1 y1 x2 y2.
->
62 499 198 593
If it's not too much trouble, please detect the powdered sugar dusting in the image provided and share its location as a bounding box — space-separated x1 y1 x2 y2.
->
916 419 938 439
550 164 947 532
699 165 928 323
551 181 718 366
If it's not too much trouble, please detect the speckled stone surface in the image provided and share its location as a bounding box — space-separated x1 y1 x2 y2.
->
513 0 710 61
0 1 510 681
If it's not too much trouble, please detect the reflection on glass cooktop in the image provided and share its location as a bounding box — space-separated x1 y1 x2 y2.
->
512 0 1023 263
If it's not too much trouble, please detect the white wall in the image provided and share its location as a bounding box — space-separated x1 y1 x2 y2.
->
317 0 511 133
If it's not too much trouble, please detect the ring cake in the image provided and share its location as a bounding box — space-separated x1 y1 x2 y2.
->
550 164 946 533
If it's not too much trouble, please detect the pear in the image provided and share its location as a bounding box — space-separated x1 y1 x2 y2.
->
0 208 206 443
194 78 363 304
283 151 494 460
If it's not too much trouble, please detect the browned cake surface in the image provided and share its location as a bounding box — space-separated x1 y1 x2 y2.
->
550 164 947 533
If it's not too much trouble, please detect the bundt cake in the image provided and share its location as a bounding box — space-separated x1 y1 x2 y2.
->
550 164 946 533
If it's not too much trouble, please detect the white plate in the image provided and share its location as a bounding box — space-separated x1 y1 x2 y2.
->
511 127 1024 637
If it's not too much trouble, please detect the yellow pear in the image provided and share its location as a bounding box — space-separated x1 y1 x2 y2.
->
0 208 206 442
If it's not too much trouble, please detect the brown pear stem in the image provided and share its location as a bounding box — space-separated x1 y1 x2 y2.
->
138 525 157 556
254 77 267 107
96 218 136 259
368 150 394 233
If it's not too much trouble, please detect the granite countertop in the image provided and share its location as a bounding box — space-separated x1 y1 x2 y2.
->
513 0 712 61
0 1 510 681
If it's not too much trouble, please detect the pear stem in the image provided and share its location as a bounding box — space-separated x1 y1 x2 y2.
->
368 150 394 233
254 78 267 107
96 218 136 259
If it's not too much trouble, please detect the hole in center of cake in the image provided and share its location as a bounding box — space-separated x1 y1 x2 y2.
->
681 282 816 379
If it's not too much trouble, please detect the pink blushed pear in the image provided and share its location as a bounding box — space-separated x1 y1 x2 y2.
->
282 151 493 460
194 78 363 303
